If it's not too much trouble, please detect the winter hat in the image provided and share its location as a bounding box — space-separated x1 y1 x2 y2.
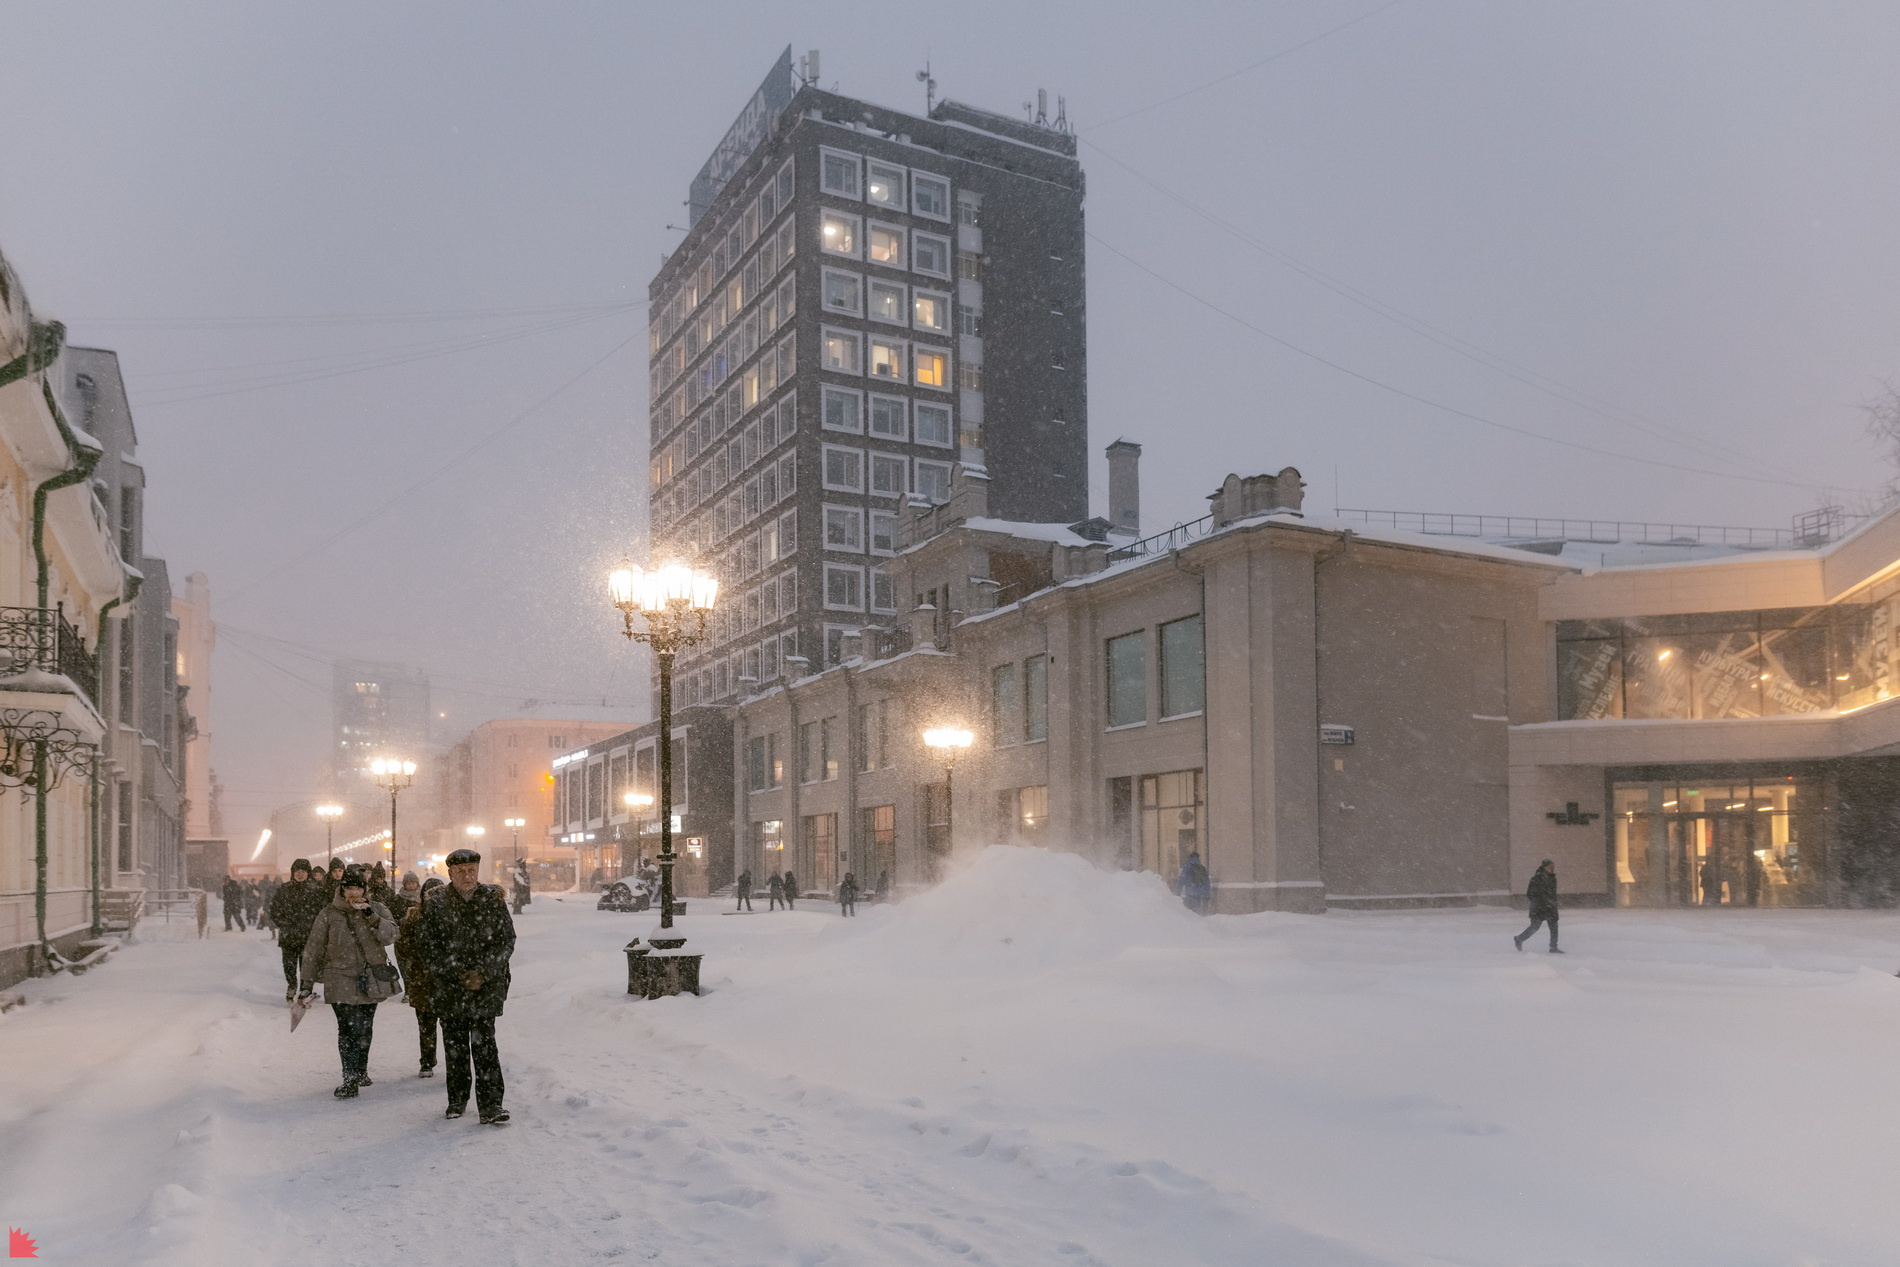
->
421 877 445 893
329 858 346 872
445 847 482 866
290 858 312 874
340 864 370 888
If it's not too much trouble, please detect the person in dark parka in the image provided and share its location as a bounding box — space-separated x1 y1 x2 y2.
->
221 875 246 931
323 857 346 899
838 872 859 916
416 847 516 1124
766 871 784 911
386 871 422 923
268 859 329 1000
395 876 445 1078
511 858 531 916
1514 859 1563 953
782 871 797 910
735 869 753 911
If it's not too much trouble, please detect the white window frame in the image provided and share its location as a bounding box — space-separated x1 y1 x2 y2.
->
869 508 900 555
866 160 905 209
912 230 951 278
913 401 954 449
820 267 863 316
820 384 864 434
866 278 907 326
821 444 865 492
821 211 861 258
870 565 898 613
868 452 908 500
821 325 862 375
819 146 862 199
913 459 953 505
822 504 865 552
912 344 951 391
911 287 952 334
866 221 907 270
867 335 908 383
866 393 908 440
911 171 951 221
823 563 867 612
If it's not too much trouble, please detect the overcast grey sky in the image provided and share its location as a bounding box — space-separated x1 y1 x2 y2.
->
4 1 1897 842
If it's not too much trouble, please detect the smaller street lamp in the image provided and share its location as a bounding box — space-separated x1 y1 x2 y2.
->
922 727 975 856
504 817 525 865
465 824 487 882
315 803 344 864
369 757 416 881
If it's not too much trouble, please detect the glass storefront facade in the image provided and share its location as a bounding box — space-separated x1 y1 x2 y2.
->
1610 773 1824 907
1555 587 1900 720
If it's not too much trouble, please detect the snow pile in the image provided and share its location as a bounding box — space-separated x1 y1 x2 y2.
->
830 844 1206 972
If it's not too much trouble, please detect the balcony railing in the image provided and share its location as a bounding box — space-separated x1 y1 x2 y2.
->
0 606 100 706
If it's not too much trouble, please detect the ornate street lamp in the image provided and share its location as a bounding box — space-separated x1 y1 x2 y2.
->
465 824 487 881
609 560 716 988
315 803 344 864
368 758 416 880
922 727 975 855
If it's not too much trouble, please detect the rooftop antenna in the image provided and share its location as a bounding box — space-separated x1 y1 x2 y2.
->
799 49 821 87
1036 88 1048 127
1055 95 1069 133
916 62 936 114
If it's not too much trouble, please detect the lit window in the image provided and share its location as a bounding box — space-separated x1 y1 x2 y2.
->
870 452 907 498
867 162 905 207
913 348 948 388
912 172 950 220
823 505 864 551
867 395 907 439
912 232 950 276
869 337 906 381
822 445 864 491
822 327 861 374
914 402 953 447
912 290 950 332
821 386 862 433
914 460 952 504
824 563 865 611
868 225 905 268
867 280 906 324
821 269 862 314
820 148 860 198
821 212 859 257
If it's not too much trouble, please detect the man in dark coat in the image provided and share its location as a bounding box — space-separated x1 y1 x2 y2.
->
735 870 753 912
511 859 531 916
782 871 797 910
1514 859 1563 953
268 859 330 1001
417 847 516 1125
838 872 859 917
221 874 246 931
323 857 346 899
766 871 783 911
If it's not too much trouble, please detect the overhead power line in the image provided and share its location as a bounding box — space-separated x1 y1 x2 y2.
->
75 300 643 330
1089 230 1866 495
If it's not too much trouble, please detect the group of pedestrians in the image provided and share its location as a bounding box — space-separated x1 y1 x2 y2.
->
219 874 279 931
731 869 884 915
267 847 517 1124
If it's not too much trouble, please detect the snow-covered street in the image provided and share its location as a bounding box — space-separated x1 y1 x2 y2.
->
6 847 1900 1266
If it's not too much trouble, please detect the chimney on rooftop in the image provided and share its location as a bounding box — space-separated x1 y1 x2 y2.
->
1106 440 1141 538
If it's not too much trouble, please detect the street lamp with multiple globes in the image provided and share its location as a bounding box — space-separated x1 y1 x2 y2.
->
368 757 416 880
503 817 525 865
922 727 975 854
608 559 717 946
314 803 344 864
465 824 486 880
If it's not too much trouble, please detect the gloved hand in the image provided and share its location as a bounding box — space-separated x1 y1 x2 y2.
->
461 970 484 990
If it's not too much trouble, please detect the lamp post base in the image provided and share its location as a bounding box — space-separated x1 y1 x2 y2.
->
625 940 702 998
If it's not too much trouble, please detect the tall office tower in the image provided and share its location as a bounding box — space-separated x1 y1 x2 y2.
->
647 50 1087 705
331 660 432 784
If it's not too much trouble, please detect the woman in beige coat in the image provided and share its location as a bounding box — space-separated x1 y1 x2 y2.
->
299 864 399 1099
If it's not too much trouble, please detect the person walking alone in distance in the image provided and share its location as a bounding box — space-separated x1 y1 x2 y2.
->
1514 859 1563 954
735 869 753 911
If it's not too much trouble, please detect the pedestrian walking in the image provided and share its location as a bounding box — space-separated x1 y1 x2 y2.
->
387 871 422 923
417 846 516 1125
257 879 278 938
241 879 263 929
735 870 753 911
511 858 531 916
268 859 329 1001
1513 859 1564 953
221 874 246 931
838 872 859 916
322 857 346 899
766 872 783 911
875 870 889 904
368 862 396 910
1177 851 1212 915
394 877 445 1079
783 871 797 910
299 864 400 1098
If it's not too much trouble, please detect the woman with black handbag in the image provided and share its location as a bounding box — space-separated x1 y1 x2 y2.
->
300 863 401 1099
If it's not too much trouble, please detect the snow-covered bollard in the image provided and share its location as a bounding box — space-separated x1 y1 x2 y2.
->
625 926 701 999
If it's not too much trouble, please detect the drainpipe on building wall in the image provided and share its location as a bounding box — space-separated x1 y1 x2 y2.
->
1312 529 1355 891
90 576 140 937
23 323 105 971
1169 548 1211 900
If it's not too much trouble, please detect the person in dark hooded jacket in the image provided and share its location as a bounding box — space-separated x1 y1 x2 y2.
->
221 875 246 931
416 848 515 1124
268 859 330 1000
1514 859 1563 953
395 877 445 1077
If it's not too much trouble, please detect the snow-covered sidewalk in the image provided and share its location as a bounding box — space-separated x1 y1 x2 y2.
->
5 848 1900 1265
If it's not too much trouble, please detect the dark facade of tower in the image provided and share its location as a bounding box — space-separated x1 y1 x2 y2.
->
647 55 1087 705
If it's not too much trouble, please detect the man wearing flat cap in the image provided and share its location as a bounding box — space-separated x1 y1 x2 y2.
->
416 846 516 1124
